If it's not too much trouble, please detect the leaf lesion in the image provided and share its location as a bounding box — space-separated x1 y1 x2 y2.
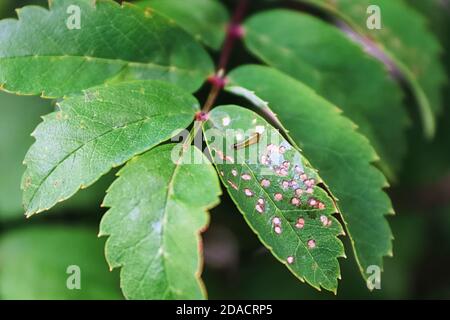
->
204 106 345 291
241 159 343 280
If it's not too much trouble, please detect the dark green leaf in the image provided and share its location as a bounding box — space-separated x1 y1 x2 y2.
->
135 0 229 50
100 144 221 299
243 9 409 177
227 65 394 282
0 0 213 97
23 80 198 217
204 105 345 292
0 91 115 221
300 0 446 137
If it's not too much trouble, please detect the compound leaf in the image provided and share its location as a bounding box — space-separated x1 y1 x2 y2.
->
243 9 409 178
100 144 221 299
227 65 394 283
22 80 198 217
0 0 213 97
135 0 229 50
204 105 345 293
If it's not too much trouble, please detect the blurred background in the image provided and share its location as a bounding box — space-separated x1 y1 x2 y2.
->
0 0 449 299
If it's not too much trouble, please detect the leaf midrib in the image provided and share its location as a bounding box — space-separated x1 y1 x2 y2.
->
26 112 190 211
160 155 183 298
0 55 198 74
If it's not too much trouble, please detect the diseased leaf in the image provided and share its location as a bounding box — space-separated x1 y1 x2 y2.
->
204 105 345 292
226 65 394 282
0 225 122 299
300 0 446 137
22 80 198 217
243 9 409 178
100 144 221 299
135 0 229 50
0 0 213 97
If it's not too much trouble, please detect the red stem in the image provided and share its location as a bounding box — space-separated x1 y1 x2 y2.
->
217 0 248 71
201 0 249 114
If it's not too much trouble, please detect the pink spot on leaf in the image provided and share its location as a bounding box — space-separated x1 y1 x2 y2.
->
320 215 329 226
272 217 281 225
274 193 283 201
261 179 270 188
291 197 301 207
308 198 317 207
295 218 305 229
244 188 254 197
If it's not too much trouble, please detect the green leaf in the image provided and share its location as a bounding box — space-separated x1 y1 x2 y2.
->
135 0 229 50
243 9 409 177
22 80 198 217
226 65 394 282
0 225 122 299
300 0 446 137
204 105 345 292
0 91 53 220
407 0 450 43
0 0 213 97
0 91 115 221
100 144 221 299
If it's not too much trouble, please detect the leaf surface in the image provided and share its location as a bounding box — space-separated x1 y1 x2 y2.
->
135 0 229 50
0 0 213 97
243 9 409 177
100 144 221 299
227 65 394 282
300 0 446 136
204 105 345 292
22 80 198 216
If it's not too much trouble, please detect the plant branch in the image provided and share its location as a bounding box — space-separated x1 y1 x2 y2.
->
200 0 249 114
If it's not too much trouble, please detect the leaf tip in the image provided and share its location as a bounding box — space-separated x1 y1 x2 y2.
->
24 211 34 219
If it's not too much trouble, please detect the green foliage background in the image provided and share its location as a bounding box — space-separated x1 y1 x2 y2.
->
0 0 449 299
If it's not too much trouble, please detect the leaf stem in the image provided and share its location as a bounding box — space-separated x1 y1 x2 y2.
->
201 0 249 114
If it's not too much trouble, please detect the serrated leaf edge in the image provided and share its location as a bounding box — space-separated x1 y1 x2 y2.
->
226 68 395 282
